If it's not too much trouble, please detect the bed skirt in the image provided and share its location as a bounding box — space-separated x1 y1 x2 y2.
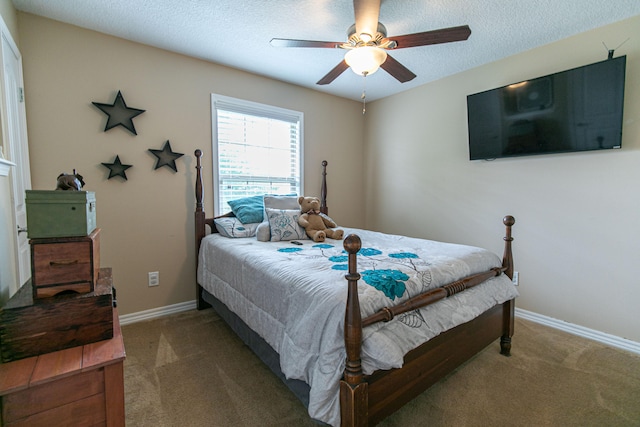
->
201 289 323 419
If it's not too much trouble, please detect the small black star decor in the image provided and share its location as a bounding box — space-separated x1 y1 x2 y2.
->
92 91 145 135
101 155 133 180
148 140 184 172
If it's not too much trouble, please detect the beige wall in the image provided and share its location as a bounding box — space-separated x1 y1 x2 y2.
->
0 0 19 306
9 8 640 343
17 13 364 315
365 16 640 342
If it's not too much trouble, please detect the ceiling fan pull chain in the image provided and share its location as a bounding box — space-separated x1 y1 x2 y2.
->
361 72 368 114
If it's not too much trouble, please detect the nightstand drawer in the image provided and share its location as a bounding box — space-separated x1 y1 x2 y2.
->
30 229 100 298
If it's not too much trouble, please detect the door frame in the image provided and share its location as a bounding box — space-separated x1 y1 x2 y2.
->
0 14 31 295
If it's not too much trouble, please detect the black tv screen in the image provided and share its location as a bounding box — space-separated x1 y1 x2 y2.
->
467 56 626 160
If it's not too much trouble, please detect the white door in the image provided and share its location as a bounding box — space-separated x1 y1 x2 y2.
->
0 18 31 293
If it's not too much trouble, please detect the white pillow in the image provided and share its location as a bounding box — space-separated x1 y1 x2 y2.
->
214 217 260 238
265 208 307 242
263 195 299 210
256 221 270 242
258 196 300 241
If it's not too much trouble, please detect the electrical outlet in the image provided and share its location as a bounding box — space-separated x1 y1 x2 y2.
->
512 271 519 286
148 271 159 287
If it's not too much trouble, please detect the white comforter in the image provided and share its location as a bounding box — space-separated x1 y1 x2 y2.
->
197 228 519 426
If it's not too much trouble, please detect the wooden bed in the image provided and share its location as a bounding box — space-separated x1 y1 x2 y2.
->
193 149 516 426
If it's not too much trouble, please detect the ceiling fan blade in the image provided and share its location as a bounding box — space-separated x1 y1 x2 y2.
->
389 25 471 49
380 54 416 83
317 60 350 85
270 38 342 49
353 0 381 39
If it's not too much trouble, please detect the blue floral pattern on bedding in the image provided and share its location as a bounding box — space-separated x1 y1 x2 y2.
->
313 244 334 249
275 242 432 314
360 269 408 300
277 247 303 253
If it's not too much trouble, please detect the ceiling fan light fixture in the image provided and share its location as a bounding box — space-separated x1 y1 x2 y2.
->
345 46 387 76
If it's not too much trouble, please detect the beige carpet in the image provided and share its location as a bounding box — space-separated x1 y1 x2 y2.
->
122 309 640 426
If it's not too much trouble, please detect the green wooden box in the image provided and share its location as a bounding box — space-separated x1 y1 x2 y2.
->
25 190 96 239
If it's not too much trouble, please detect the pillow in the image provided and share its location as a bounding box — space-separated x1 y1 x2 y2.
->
255 195 300 241
256 221 271 242
265 208 307 242
214 217 260 238
228 194 298 225
263 195 300 210
227 195 264 224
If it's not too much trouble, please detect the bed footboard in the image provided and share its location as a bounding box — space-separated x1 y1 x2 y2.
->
340 216 516 426
500 215 516 356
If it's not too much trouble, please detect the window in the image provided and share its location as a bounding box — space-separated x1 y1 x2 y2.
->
211 94 303 216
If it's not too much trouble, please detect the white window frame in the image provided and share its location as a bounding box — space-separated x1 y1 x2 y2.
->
211 94 304 216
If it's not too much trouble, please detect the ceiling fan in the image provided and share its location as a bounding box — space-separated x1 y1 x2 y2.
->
270 0 471 85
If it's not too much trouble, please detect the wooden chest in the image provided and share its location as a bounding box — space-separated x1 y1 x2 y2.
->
25 190 97 239
0 308 125 427
0 268 114 363
30 228 100 298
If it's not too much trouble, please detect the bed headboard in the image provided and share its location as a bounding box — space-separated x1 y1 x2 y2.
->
194 149 330 309
194 149 330 250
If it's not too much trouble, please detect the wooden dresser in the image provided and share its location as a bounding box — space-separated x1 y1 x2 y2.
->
0 308 125 426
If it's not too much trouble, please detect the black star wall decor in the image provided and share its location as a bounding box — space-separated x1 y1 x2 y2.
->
92 91 145 135
148 140 184 172
101 155 133 180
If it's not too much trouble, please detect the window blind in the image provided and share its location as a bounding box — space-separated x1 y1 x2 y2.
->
212 94 303 216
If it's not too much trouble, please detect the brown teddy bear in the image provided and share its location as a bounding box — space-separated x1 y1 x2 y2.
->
297 196 344 242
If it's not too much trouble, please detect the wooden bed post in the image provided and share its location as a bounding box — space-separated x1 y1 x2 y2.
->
502 216 515 280
340 234 368 427
195 149 205 245
501 215 515 356
320 160 328 215
194 149 211 310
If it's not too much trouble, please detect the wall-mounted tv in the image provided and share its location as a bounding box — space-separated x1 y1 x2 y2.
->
467 56 626 160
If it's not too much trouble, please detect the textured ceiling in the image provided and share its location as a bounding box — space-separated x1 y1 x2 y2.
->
12 0 640 101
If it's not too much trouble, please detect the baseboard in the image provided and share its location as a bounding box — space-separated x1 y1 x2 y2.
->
516 308 640 355
119 300 197 326
118 302 639 355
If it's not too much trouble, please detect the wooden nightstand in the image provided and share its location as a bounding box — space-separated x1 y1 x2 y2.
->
0 308 125 426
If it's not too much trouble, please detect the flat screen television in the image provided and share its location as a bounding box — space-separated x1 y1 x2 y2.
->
467 56 626 160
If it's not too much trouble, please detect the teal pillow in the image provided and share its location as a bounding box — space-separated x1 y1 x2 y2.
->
228 194 298 225
227 195 265 224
